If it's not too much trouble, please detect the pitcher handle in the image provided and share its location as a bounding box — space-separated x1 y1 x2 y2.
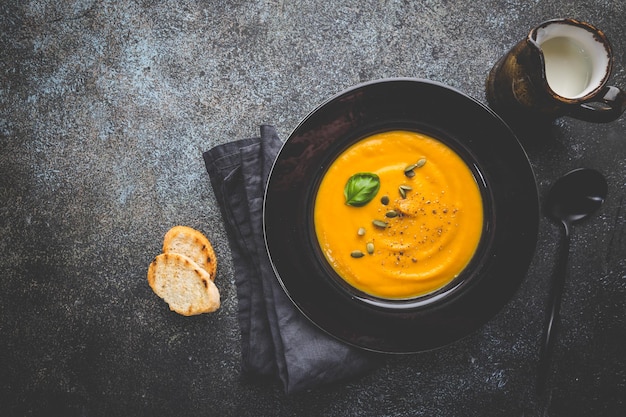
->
570 86 626 123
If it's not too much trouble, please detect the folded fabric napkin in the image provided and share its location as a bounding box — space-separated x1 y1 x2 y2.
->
203 125 379 394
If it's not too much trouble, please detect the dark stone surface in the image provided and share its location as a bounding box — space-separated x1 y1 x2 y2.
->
1 1 624 416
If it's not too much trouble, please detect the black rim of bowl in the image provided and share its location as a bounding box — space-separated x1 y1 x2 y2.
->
263 78 539 353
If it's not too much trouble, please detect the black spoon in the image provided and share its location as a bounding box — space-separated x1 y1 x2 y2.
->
537 168 608 395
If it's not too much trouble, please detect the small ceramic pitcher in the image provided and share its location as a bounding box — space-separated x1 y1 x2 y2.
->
486 18 626 122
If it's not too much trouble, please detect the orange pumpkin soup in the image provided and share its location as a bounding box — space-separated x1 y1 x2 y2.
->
314 130 483 299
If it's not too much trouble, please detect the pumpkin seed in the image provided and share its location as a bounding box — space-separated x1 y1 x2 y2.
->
404 169 416 178
399 185 412 191
404 163 418 173
399 187 406 199
385 210 398 218
372 220 388 229
415 158 427 168
350 250 365 258
357 227 366 236
380 195 390 205
366 242 375 254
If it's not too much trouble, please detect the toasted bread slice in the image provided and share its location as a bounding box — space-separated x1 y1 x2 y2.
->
162 226 217 279
147 253 220 316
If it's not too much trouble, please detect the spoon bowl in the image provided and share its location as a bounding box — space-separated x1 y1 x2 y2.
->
545 168 608 225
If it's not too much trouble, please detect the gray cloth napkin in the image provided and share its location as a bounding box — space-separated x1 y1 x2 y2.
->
203 125 379 394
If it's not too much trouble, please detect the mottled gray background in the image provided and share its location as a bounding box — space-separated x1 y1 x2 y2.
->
1 0 625 416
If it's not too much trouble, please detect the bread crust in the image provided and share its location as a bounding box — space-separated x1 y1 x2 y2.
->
147 253 220 316
162 225 217 279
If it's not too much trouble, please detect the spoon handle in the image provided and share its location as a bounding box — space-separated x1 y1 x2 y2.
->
537 221 571 395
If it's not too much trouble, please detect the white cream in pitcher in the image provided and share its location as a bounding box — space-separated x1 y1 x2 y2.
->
540 36 593 98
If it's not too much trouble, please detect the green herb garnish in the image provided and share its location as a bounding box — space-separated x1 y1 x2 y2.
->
344 172 380 207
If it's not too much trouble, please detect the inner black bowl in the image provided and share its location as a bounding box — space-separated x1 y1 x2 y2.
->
309 128 495 310
264 78 539 353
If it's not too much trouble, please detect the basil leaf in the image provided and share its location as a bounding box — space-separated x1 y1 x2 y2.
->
344 173 380 207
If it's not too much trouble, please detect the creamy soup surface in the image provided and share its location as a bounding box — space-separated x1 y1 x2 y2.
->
314 130 484 299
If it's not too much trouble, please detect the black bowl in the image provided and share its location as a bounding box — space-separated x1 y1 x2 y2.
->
263 78 539 353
